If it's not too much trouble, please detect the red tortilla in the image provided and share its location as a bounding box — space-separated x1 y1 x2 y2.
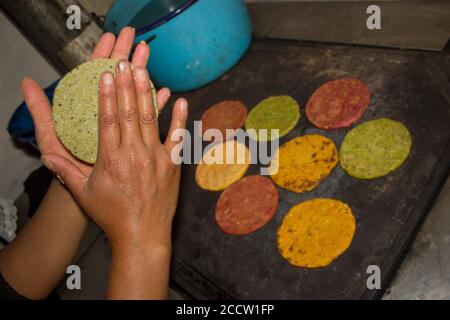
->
306 78 371 130
215 175 279 236
201 100 248 141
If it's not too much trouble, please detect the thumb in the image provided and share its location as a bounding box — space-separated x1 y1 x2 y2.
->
41 153 87 199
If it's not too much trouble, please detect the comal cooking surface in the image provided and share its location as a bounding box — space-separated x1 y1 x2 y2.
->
157 40 450 299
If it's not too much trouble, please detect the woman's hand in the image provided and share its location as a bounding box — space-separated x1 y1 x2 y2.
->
40 59 188 299
9 27 185 300
0 28 178 300
42 60 188 250
22 27 171 177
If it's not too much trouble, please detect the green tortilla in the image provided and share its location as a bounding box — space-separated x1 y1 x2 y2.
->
340 118 412 179
245 96 300 141
53 59 158 164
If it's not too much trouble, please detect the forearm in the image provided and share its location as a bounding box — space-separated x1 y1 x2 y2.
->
0 179 89 299
106 224 173 300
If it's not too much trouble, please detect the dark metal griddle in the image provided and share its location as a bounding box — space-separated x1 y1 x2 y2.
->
157 39 450 300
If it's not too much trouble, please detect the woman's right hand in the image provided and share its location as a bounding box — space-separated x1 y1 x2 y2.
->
40 60 188 252
22 27 172 179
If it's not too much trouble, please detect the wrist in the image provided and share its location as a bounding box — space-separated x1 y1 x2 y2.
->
47 178 89 221
110 228 172 260
111 239 172 271
110 207 174 254
108 235 172 300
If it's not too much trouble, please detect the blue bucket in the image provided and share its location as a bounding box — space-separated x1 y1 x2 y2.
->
105 0 252 92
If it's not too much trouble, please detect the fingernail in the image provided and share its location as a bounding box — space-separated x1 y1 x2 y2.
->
179 99 188 112
102 72 114 85
139 40 147 46
41 156 54 172
161 88 171 104
118 60 129 73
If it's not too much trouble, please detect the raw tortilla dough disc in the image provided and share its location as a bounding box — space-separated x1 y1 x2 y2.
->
269 135 338 193
195 140 251 191
277 198 356 268
245 96 300 141
53 59 158 163
306 78 371 130
201 100 248 141
340 118 412 179
215 175 279 235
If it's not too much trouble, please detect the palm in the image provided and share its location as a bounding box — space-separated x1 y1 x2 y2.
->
45 128 92 175
22 28 164 175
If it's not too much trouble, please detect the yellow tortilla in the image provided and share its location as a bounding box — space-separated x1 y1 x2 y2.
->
277 198 356 268
269 135 338 192
195 141 251 191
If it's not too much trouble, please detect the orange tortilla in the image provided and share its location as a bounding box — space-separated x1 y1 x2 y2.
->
201 100 248 141
270 135 338 192
277 198 356 268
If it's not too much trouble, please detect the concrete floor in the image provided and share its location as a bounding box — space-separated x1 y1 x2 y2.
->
384 177 450 300
0 10 449 300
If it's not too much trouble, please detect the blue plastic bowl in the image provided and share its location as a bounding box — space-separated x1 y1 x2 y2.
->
105 0 252 92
